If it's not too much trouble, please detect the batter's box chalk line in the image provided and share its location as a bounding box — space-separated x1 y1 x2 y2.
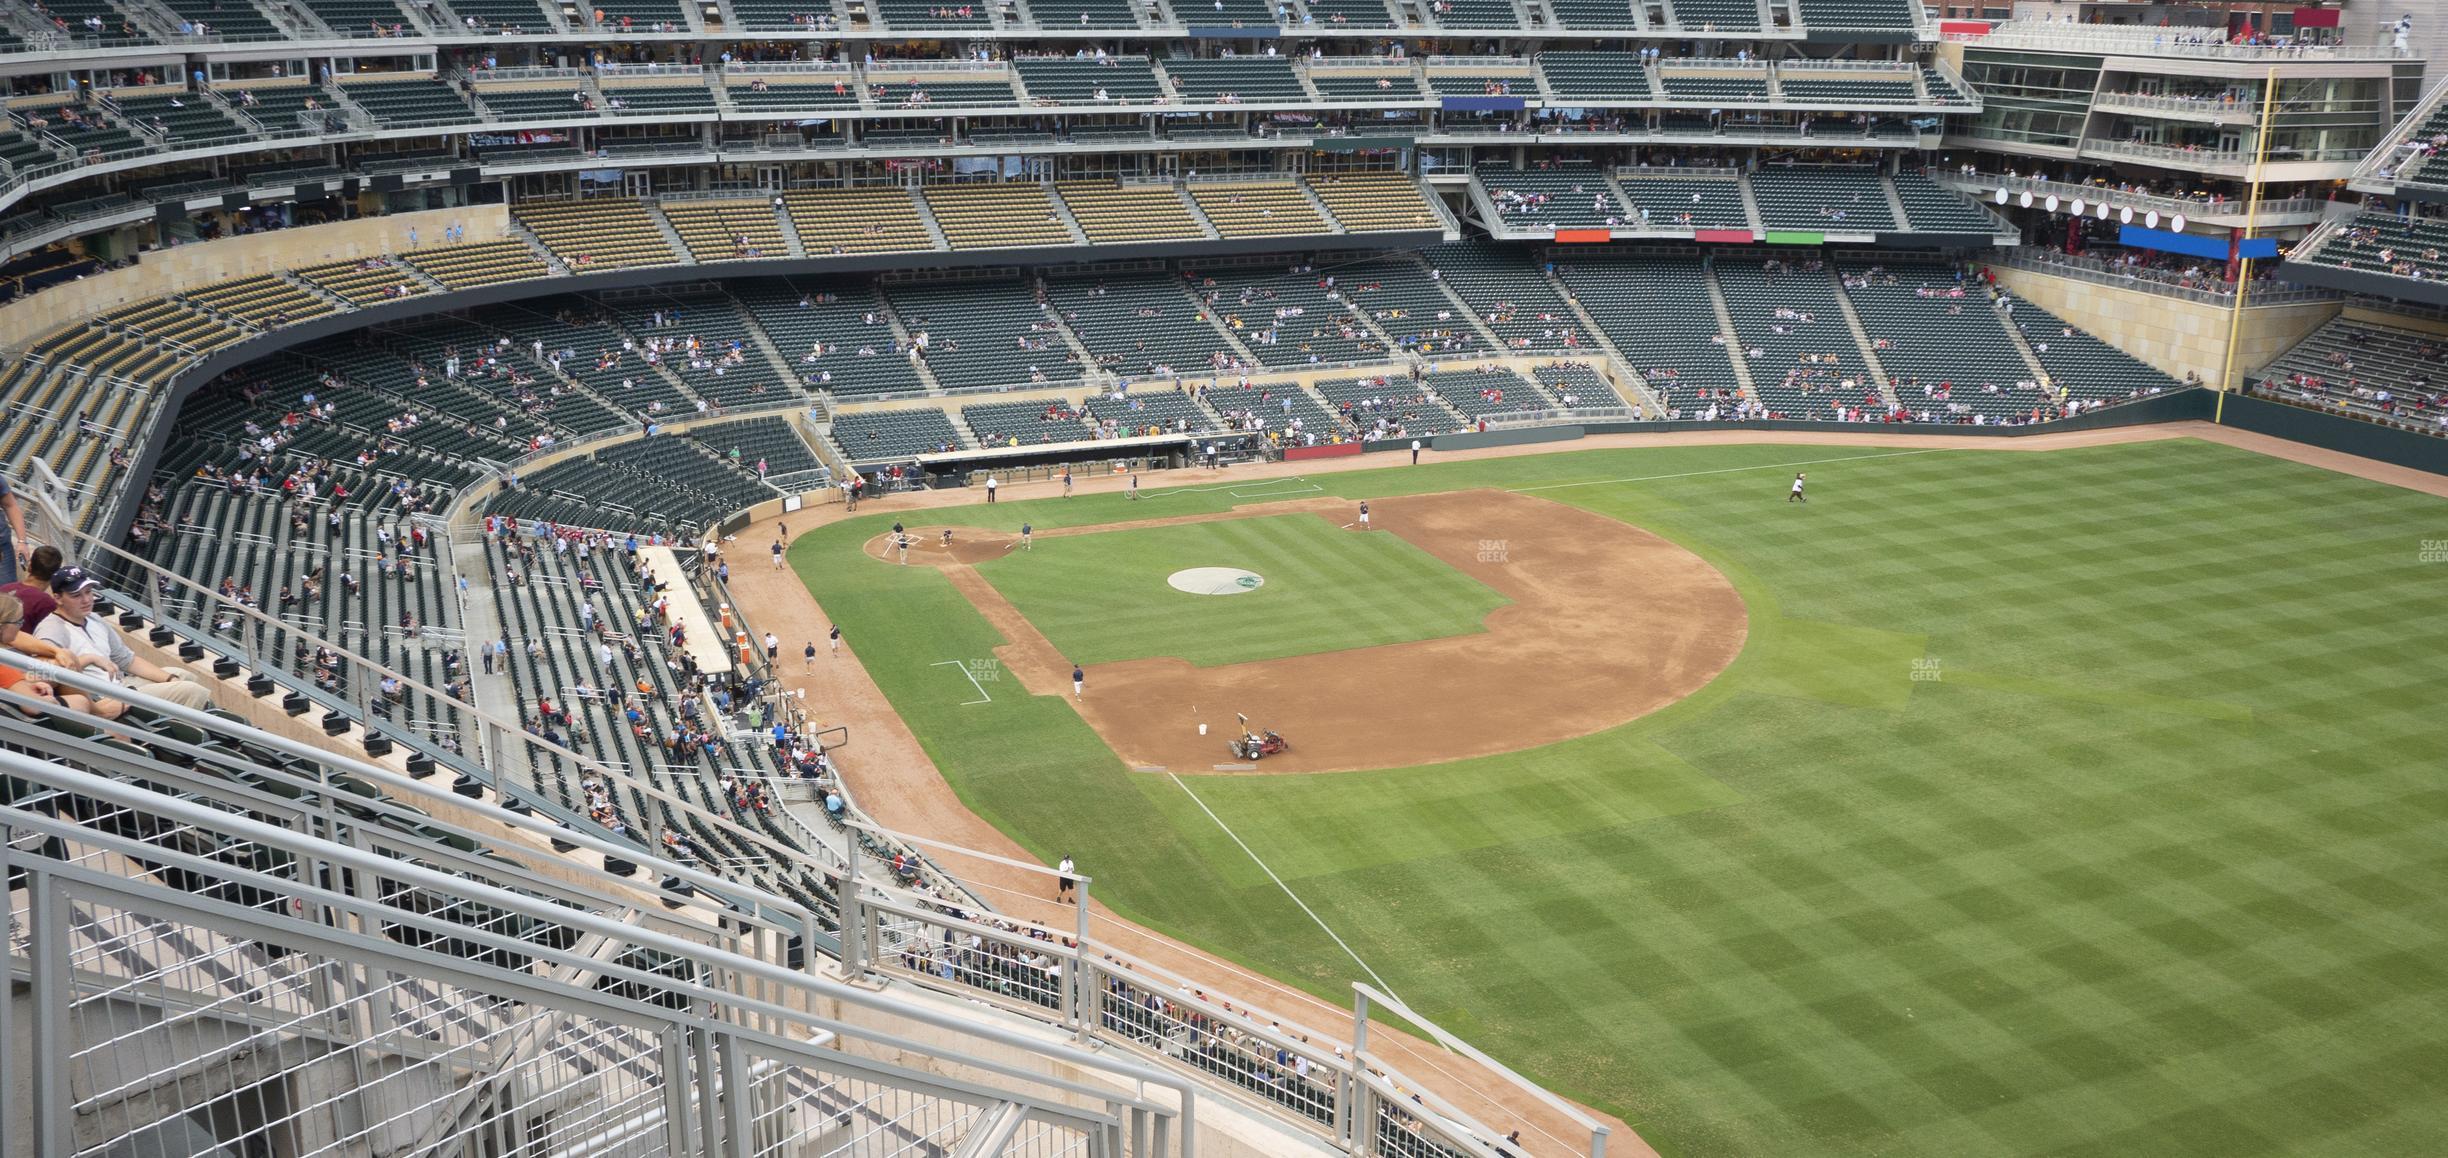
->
930 660 993 706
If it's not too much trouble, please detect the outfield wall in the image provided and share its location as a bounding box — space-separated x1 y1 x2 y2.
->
1426 388 2217 453
2216 393 2448 477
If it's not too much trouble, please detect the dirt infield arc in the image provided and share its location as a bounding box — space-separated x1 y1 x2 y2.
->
865 489 1750 773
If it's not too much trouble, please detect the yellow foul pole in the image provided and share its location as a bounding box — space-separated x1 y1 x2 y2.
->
2215 65 2281 424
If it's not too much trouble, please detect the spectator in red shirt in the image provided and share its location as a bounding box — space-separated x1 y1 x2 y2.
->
1 544 62 632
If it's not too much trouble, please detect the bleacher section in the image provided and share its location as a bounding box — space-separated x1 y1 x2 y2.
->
1748 166 1898 232
600 82 722 116
514 199 681 269
1056 181 1207 243
341 77 480 129
1548 0 1641 29
1202 381 1343 438
1841 260 2049 420
1014 57 1165 104
1555 254 1743 414
659 198 790 261
1792 0 1917 32
926 182 1074 249
1422 241 1592 354
1714 258 1880 420
962 397 1093 446
888 278 1081 390
1615 175 1750 231
1423 367 1554 419
2295 213 2448 290
737 282 930 399
2254 315 2446 431
829 407 964 461
1667 0 1759 27
1781 77 1919 105
1477 164 1630 230
1312 374 1467 435
1532 361 1629 408
1343 258 1483 356
110 92 252 146
1161 58 1309 104
784 187 936 255
1049 272 1241 380
405 241 552 288
695 415 826 479
726 75 860 114
1309 173 1441 234
1189 182 1329 238
1892 172 2003 235
1537 52 1651 103
1199 265 1390 369
297 258 434 306
1081 388 1217 436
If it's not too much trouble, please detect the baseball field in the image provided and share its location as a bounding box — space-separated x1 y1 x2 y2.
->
793 437 2448 1157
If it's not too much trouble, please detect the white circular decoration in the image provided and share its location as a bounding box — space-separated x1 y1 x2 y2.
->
1168 567 1266 596
2097 202 2112 220
2071 198 2086 216
1995 188 2009 204
2045 194 2060 212
2171 213 2186 232
2019 190 2034 207
2120 206 2134 224
2146 210 2161 229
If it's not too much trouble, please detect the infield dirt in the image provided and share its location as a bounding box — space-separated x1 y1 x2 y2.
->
864 488 1749 774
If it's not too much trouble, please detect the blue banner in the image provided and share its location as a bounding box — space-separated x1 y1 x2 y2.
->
1441 95 1526 112
2119 225 2277 261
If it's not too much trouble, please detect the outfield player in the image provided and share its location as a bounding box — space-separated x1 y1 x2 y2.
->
1788 472 1806 503
1071 663 1084 699
1020 522 1033 551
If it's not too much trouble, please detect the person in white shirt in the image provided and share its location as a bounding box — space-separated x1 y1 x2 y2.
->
34 568 212 709
1056 856 1077 903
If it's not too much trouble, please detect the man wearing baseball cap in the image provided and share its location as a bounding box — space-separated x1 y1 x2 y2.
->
34 566 213 709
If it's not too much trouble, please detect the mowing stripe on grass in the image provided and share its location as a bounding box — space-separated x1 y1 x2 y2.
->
1510 447 1951 493
1167 771 1414 1010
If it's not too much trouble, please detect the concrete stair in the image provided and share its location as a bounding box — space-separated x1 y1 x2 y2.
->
1043 183 1092 245
772 198 809 258
1824 264 1900 407
1702 264 1761 404
1539 267 1670 417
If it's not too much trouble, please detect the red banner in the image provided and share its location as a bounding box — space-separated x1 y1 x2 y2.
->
1694 229 1757 244
1938 19 1991 35
1285 443 1364 462
2291 7 2339 27
1551 228 1612 244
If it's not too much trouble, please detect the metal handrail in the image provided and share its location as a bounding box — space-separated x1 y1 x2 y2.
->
1943 171 2324 218
1945 23 2411 61
1985 250 2339 306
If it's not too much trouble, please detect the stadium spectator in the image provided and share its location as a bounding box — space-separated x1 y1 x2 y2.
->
0 474 27 585
0 544 62 631
0 593 108 719
35 568 214 709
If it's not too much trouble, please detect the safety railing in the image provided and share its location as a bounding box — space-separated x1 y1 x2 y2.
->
0 685 1194 1158
1945 23 2411 61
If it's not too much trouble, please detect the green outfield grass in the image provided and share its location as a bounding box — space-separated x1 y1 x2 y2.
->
971 512 1510 667
793 438 2448 1158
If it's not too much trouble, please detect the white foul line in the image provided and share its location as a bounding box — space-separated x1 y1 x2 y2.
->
1146 476 1321 501
1167 772 1415 1013
930 660 992 706
1509 446 1952 493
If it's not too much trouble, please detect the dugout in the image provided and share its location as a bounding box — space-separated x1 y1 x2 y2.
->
910 432 1203 487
